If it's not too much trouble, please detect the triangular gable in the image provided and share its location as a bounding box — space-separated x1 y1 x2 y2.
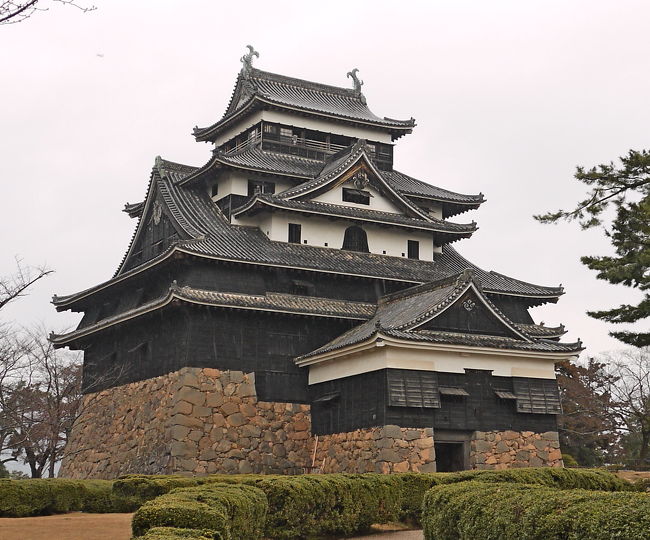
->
407 281 531 341
281 144 433 221
116 160 191 276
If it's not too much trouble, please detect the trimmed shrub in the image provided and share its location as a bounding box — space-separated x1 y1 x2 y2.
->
443 467 632 491
562 453 579 467
0 478 138 517
113 474 271 508
140 527 216 539
132 483 267 540
422 481 650 540
393 472 453 524
252 474 402 539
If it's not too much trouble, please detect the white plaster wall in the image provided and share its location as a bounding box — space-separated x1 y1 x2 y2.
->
308 345 558 385
214 111 264 147
233 211 436 259
313 183 402 214
214 171 294 199
215 109 392 146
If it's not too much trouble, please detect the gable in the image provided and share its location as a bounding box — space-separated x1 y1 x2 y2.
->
415 289 524 339
122 196 185 273
305 160 422 217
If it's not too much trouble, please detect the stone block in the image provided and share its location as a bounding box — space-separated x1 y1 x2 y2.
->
220 402 240 416
238 383 256 398
533 439 549 451
227 413 246 427
229 371 245 384
170 441 191 457
171 414 203 429
203 368 220 378
212 413 226 427
177 371 200 389
515 450 530 461
176 387 206 407
188 430 203 442
495 441 510 453
169 425 191 440
404 430 421 441
380 425 404 440
529 455 544 467
194 406 212 418
171 400 193 415
418 462 437 473
415 437 434 449
503 430 520 440
473 440 493 453
240 404 257 417
542 431 559 441
239 460 253 474
394 460 410 472
378 448 401 463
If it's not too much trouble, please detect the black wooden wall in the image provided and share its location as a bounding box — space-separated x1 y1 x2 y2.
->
310 368 558 436
81 304 355 403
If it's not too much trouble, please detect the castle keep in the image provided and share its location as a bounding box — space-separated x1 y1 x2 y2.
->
53 48 580 477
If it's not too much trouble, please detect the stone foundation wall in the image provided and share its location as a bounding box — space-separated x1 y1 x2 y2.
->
314 425 436 473
60 367 312 478
61 367 563 478
470 430 563 469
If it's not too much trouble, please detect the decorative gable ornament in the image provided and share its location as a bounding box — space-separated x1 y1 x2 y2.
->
352 170 369 190
153 200 162 225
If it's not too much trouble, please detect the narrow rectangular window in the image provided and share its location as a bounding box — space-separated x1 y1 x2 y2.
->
408 240 420 259
342 188 370 205
288 223 301 244
248 180 275 197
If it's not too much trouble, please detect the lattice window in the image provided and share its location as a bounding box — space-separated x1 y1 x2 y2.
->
513 378 562 414
387 370 441 408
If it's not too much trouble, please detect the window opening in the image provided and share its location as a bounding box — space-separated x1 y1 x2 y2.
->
342 226 369 253
288 223 301 244
342 187 370 205
408 240 420 259
248 180 275 197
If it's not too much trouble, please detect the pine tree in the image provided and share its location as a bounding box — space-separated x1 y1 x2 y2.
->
535 150 650 347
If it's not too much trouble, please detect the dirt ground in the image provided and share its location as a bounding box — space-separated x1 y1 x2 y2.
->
0 513 421 540
616 470 650 483
0 512 134 540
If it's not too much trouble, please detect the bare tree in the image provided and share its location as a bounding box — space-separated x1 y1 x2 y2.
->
0 0 95 25
605 348 650 465
1 330 82 477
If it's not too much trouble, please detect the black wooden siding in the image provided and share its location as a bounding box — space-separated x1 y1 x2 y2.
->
310 368 558 435
81 304 355 403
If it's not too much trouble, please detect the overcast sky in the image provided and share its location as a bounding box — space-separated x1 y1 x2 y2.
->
1 0 646 358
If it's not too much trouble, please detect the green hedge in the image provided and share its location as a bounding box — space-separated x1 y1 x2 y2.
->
252 474 401 539
444 467 631 491
0 478 137 517
132 483 267 540
422 481 650 540
139 528 217 539
117 468 630 534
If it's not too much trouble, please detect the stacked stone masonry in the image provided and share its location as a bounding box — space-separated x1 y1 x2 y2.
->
314 426 436 474
470 430 564 469
60 367 563 478
60 367 312 478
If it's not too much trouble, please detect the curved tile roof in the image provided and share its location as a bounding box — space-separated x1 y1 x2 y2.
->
52 157 563 308
233 195 477 237
194 69 415 141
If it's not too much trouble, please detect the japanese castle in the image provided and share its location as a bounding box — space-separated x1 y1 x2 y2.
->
53 48 581 477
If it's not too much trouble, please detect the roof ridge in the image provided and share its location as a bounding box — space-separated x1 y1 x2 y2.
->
250 68 358 97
